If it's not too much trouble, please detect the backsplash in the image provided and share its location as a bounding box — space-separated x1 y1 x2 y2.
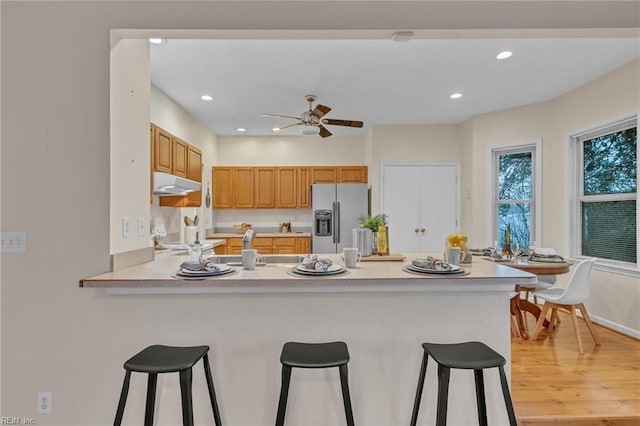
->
214 208 312 233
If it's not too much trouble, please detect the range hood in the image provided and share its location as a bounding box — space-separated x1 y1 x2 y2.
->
153 172 201 196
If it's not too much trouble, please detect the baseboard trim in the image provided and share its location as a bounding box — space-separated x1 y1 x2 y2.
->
588 313 640 340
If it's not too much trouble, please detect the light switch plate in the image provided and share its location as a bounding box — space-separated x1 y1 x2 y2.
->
1 232 27 252
137 218 146 237
122 217 131 238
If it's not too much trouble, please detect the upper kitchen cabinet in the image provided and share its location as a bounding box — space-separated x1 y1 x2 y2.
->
159 143 203 207
153 125 173 173
172 137 189 178
213 167 233 208
297 167 310 208
338 166 368 183
254 167 276 208
233 167 255 208
276 167 298 208
311 167 337 183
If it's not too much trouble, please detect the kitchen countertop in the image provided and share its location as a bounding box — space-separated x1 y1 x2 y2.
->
80 252 535 293
207 232 311 238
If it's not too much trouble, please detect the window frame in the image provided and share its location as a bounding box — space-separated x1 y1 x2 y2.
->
490 141 542 248
570 114 639 276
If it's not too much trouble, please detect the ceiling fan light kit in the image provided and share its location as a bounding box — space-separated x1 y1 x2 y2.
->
261 94 364 138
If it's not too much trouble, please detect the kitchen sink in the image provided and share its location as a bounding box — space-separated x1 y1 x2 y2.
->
205 254 306 266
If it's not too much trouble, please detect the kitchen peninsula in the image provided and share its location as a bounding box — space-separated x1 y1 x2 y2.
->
81 255 535 425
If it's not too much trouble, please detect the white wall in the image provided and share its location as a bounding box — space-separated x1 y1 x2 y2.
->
1 1 638 424
110 39 151 254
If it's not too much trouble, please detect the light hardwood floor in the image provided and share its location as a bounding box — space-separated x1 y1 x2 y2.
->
512 309 640 426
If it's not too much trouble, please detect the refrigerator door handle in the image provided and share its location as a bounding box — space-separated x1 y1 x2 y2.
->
336 201 341 244
332 201 337 244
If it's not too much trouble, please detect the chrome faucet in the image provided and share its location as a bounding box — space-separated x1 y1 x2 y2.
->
242 228 256 250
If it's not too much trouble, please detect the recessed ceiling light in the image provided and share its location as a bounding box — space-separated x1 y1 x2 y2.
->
201 95 213 101
236 128 246 132
496 51 513 60
149 38 165 45
272 127 281 132
450 93 463 99
391 31 415 42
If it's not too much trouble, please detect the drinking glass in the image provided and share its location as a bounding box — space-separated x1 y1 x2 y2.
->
510 243 520 259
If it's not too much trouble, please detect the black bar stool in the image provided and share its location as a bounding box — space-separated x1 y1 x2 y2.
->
275 341 355 426
114 345 222 426
410 341 517 426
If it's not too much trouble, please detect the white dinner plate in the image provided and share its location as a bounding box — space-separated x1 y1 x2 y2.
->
406 264 465 275
179 264 232 275
403 265 469 276
295 264 344 274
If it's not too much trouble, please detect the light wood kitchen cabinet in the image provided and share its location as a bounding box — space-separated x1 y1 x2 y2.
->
153 125 173 173
297 167 310 208
254 168 276 208
213 167 233 208
273 237 297 254
253 237 274 254
150 125 154 203
227 238 244 255
311 167 337 183
233 168 255 208
159 144 202 207
172 137 188 178
338 166 368 183
296 237 311 254
276 167 298 208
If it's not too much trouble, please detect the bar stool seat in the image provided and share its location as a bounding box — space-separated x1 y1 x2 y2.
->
410 341 517 426
114 345 222 426
276 341 355 426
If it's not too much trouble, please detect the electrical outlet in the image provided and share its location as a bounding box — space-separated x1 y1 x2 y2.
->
137 218 146 237
1 232 27 252
38 391 52 414
122 217 131 238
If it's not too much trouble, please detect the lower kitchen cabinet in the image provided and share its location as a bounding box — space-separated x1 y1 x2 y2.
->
252 237 274 254
217 236 311 255
273 237 297 254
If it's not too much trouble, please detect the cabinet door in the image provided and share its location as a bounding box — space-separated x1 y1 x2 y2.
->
338 166 368 183
276 167 297 208
254 168 276 208
311 167 337 183
213 167 233 208
227 238 243 255
233 168 254 208
172 137 188 178
253 237 274 254
153 126 172 173
273 237 297 254
150 124 154 203
185 146 202 206
297 167 310 208
296 237 310 254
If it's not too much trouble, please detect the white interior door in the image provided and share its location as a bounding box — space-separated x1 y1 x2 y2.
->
382 164 458 254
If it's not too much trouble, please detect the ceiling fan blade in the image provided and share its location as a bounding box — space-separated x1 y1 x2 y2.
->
312 104 332 118
272 122 302 133
318 125 332 138
261 113 301 120
322 118 364 128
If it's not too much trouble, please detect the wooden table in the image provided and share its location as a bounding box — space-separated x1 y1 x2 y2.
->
483 257 573 339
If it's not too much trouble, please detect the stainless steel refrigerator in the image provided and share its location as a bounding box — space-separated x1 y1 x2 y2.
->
311 183 368 253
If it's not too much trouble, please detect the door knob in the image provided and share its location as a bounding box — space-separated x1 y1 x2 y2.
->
414 228 419 233
420 228 426 234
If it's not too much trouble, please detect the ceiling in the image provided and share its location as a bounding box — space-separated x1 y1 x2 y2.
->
150 36 639 137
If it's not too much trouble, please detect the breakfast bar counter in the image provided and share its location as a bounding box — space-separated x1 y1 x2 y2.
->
80 254 535 425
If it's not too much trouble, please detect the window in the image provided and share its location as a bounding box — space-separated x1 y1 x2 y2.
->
573 117 638 268
493 144 539 249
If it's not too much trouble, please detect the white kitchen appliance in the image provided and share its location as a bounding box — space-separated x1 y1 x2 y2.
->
312 183 368 253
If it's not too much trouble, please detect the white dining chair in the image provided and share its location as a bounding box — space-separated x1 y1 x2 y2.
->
531 258 601 354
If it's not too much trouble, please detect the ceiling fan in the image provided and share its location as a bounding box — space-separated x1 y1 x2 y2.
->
261 95 364 138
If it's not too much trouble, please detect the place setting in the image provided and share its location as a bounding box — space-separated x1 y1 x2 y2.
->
287 254 348 277
402 255 469 277
172 259 238 279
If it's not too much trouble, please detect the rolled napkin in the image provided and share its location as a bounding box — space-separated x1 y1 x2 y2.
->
300 254 333 271
412 256 452 271
529 252 564 262
180 259 221 272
